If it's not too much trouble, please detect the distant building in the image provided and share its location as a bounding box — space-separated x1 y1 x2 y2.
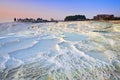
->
113 17 120 20
93 14 114 20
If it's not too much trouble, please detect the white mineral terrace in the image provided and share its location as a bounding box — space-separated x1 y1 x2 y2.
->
0 21 120 80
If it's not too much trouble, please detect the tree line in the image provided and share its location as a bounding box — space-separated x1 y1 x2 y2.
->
64 15 86 21
14 14 120 23
14 18 48 23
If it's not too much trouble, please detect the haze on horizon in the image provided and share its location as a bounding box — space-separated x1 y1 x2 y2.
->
0 0 120 22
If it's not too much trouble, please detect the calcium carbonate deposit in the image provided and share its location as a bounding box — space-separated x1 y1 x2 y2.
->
0 21 120 80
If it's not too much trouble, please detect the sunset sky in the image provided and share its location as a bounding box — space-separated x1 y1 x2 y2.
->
0 0 120 22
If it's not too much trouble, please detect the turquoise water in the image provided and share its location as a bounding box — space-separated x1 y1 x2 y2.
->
63 32 88 41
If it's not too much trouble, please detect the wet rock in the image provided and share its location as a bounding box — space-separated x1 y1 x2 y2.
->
112 60 120 73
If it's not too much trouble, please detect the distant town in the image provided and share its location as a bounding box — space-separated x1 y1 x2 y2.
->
14 14 120 23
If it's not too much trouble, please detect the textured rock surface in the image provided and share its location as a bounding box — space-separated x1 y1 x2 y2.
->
0 21 120 80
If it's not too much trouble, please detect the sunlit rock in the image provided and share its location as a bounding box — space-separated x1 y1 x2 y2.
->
0 21 120 80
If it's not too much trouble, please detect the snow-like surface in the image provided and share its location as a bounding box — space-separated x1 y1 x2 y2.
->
0 21 120 80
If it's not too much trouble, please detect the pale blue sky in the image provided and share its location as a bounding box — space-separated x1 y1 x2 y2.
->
0 0 120 22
